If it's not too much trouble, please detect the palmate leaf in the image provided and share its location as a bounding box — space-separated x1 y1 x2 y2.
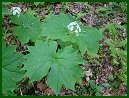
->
40 13 103 57
76 26 103 56
40 13 76 41
22 40 84 95
2 40 24 95
11 12 42 44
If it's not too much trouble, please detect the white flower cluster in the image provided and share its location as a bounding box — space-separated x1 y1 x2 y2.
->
11 7 21 17
67 21 81 36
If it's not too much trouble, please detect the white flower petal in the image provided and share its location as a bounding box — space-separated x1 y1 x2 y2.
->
85 69 92 77
86 77 90 81
11 7 21 16
67 21 81 36
76 33 79 36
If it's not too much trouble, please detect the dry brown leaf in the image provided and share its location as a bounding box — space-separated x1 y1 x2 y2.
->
37 82 48 92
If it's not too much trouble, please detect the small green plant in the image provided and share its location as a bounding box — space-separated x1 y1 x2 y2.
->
34 2 44 6
105 23 127 85
88 80 102 96
2 5 103 95
2 2 127 96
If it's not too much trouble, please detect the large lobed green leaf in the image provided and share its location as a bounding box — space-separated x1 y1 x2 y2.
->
11 12 42 44
40 13 103 57
76 26 103 56
2 40 24 95
22 40 84 95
